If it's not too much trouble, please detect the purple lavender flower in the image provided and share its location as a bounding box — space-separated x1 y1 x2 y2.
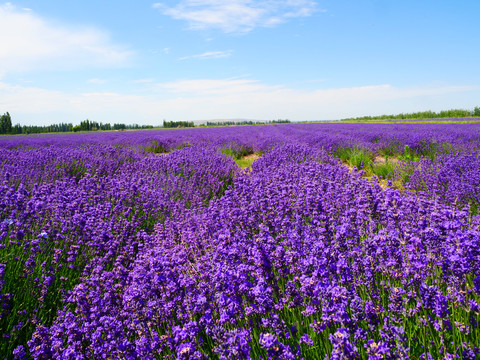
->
0 123 479 359
329 328 359 359
300 333 314 346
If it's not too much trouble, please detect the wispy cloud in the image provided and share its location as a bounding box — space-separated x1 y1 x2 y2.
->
2 78 479 125
88 78 107 84
0 3 133 74
152 0 320 33
157 77 282 96
179 50 233 60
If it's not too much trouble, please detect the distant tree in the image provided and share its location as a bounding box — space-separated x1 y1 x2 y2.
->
270 119 290 124
163 120 195 128
342 107 480 122
1 116 156 135
12 124 22 134
113 123 126 130
0 112 12 134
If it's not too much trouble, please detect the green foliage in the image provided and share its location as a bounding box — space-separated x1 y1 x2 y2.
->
141 141 191 155
163 120 195 128
334 146 374 172
333 147 353 163
0 113 154 135
400 145 418 162
219 146 254 160
270 119 291 124
219 147 237 159
204 119 290 127
397 160 416 183
173 142 192 151
0 112 153 135
378 142 403 157
234 155 259 169
470 203 479 216
113 123 126 130
0 112 12 134
372 159 397 179
341 107 480 122
20 123 74 134
58 159 89 180
72 119 116 132
397 142 455 162
417 141 455 160
141 140 168 154
0 230 88 357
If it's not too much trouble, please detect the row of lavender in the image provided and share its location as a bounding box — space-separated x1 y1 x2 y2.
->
1 123 480 359
2 122 480 154
25 144 480 359
0 144 238 358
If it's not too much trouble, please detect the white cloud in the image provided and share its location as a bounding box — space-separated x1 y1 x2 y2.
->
179 50 233 60
152 0 320 33
1 78 479 125
157 77 281 95
87 78 107 84
0 3 132 74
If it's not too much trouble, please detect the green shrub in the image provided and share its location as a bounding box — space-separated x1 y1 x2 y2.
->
400 145 418 162
334 146 374 172
373 160 397 179
219 146 253 160
141 140 167 154
378 142 403 157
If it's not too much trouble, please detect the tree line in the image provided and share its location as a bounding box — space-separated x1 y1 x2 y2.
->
0 115 154 135
341 107 480 122
72 120 153 132
162 120 195 128
164 119 291 128
202 119 291 127
0 113 293 135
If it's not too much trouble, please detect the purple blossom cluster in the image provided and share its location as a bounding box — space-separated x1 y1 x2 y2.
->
0 144 237 358
1 122 480 155
400 152 480 213
0 123 480 359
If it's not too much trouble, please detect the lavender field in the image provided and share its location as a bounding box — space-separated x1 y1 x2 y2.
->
1 123 480 359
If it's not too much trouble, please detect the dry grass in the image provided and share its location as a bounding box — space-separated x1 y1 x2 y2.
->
236 153 261 170
341 159 404 191
374 156 400 164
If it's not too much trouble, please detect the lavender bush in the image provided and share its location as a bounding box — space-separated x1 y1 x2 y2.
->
0 122 479 359
401 152 480 214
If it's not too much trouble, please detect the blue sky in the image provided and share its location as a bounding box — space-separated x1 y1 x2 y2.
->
1 0 479 126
